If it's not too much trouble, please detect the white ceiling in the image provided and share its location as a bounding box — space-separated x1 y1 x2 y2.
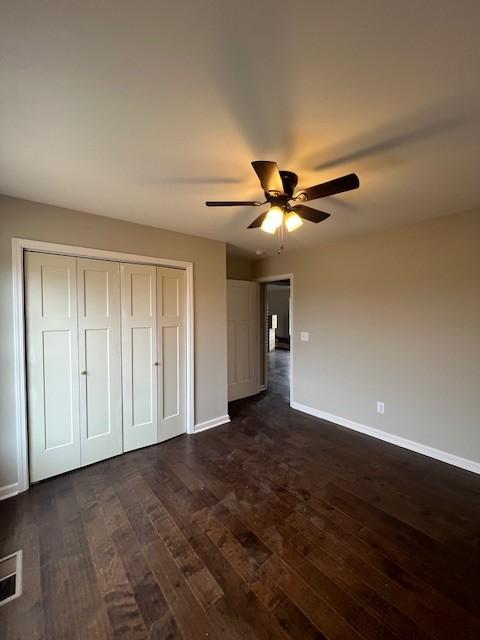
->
1 1 480 257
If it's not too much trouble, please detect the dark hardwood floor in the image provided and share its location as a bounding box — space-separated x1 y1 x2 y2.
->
1 349 480 639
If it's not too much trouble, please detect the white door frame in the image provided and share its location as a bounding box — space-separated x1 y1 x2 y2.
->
12 237 195 493
256 273 294 406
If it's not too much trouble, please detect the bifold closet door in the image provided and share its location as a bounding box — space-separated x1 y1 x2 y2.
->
157 267 186 441
121 263 158 452
77 258 123 466
25 252 81 482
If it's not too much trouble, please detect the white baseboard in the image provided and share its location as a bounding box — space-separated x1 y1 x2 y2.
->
291 402 480 475
258 384 267 392
0 482 19 501
194 414 230 434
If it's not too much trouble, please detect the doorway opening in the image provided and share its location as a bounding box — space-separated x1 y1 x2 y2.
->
258 276 293 405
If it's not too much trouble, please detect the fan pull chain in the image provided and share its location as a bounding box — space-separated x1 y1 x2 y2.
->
277 218 285 255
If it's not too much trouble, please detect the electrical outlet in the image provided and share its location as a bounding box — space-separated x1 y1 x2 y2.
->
377 401 385 414
300 331 309 342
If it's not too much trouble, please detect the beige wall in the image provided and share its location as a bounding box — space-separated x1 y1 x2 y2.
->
255 209 480 465
226 254 254 281
0 195 228 488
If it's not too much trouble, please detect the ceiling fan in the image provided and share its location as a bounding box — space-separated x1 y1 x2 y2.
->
206 161 359 233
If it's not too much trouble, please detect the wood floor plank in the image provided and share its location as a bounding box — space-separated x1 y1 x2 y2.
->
186 444 414 637
290 519 477 640
189 532 290 640
92 467 179 633
190 457 406 639
36 480 81 640
274 538 400 640
144 536 218 640
133 471 224 612
220 484 427 640
72 472 149 639
143 457 294 639
288 505 480 635
0 492 45 640
55 475 112 640
318 482 480 613
290 533 431 640
266 554 363 640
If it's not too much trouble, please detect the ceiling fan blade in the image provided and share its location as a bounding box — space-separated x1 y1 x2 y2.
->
247 210 269 229
295 173 359 202
251 161 285 195
205 200 262 206
292 205 331 224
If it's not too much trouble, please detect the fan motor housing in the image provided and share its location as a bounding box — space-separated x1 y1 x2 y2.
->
279 170 298 197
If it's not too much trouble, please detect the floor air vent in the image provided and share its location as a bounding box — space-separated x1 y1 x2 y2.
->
0 550 22 607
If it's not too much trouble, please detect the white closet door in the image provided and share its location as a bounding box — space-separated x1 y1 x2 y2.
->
121 263 158 452
77 258 122 466
25 252 80 482
227 279 259 401
157 267 186 441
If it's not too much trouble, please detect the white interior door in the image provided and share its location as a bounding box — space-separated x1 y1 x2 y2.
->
25 252 81 482
227 279 259 401
77 258 123 466
157 267 186 441
121 263 158 452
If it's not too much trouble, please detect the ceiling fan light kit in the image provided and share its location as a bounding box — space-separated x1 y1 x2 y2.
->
260 221 276 234
205 161 360 238
284 210 303 232
261 206 283 233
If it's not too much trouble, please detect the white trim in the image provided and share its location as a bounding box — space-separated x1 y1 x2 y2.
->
256 273 294 282
194 415 230 433
12 239 194 269
258 384 267 392
0 549 23 607
12 237 196 494
256 273 294 404
0 483 19 501
12 240 28 493
291 402 480 475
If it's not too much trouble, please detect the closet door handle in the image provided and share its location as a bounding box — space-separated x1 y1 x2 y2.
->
154 362 160 366
81 370 87 375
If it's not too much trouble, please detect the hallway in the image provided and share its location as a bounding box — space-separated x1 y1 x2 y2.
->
266 349 290 404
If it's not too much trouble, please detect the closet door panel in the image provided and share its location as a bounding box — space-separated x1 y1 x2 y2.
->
77 258 122 466
84 329 110 437
42 330 76 449
157 267 186 441
162 325 180 418
25 252 80 482
131 326 154 426
121 264 158 451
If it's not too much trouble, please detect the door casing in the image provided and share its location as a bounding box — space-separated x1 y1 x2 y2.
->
12 237 195 493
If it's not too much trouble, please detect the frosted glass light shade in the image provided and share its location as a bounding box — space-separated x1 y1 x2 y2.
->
285 211 303 232
261 206 283 233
